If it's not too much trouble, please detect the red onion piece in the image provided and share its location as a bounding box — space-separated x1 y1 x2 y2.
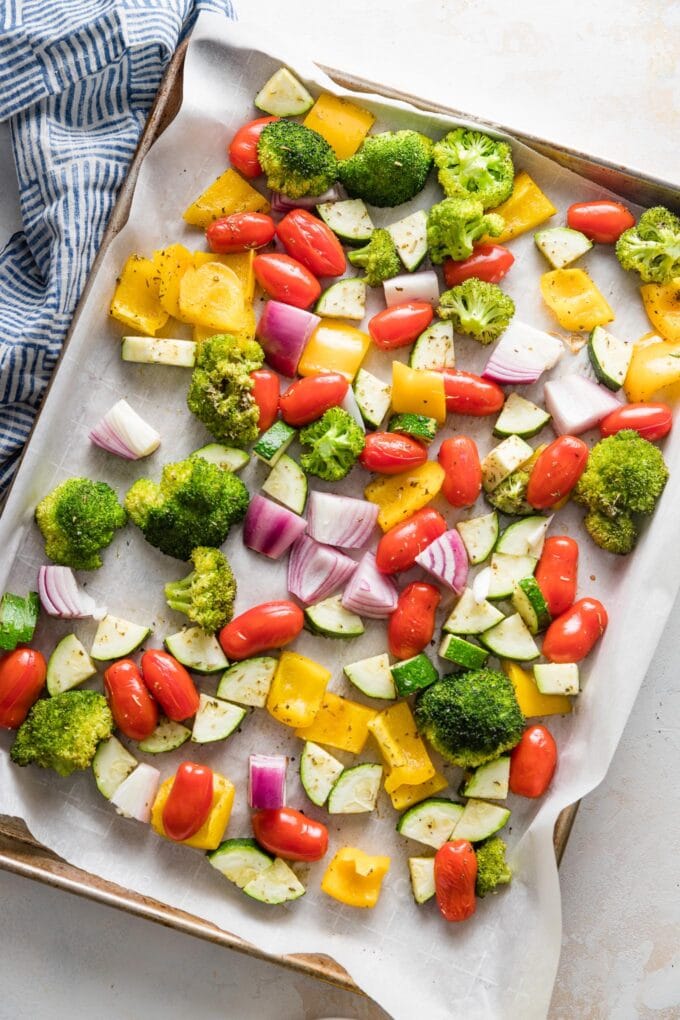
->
244 494 307 559
341 551 398 618
257 300 320 377
384 271 440 308
248 754 287 809
89 399 160 460
415 529 469 593
483 321 564 384
306 491 378 549
543 375 621 435
38 565 106 619
287 534 357 605
270 186 342 213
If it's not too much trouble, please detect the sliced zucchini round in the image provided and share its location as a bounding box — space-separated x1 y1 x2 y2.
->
408 856 435 904
300 741 344 807
453 798 510 842
343 652 396 699
254 68 313 117
137 718 191 754
90 615 150 661
92 736 138 800
242 857 305 904
353 368 391 429
315 278 367 321
164 627 228 674
304 594 364 639
317 198 374 243
493 393 551 439
495 517 549 557
456 512 499 566
386 209 428 271
261 454 308 515
121 336 196 367
191 693 246 743
588 325 633 391
388 413 438 443
479 613 540 661
207 838 273 889
443 589 505 635
438 634 489 669
216 656 277 707
327 763 383 814
511 577 551 634
390 653 438 697
396 798 464 849
47 633 97 696
409 320 455 370
534 226 592 269
461 757 510 800
192 443 250 472
533 662 579 695
487 553 538 600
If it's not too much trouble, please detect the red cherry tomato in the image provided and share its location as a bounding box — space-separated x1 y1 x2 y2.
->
375 508 447 575
443 244 515 287
206 212 276 254
252 807 328 862
535 536 579 618
542 597 608 663
140 649 199 722
388 582 441 660
438 436 482 507
104 659 158 741
253 253 321 309
442 369 505 416
228 116 278 178
600 402 673 441
162 762 214 842
0 648 46 730
368 301 434 351
359 432 428 475
434 840 477 923
276 210 346 277
279 372 348 426
219 601 304 660
567 200 635 244
509 725 558 798
250 369 280 432
526 436 589 510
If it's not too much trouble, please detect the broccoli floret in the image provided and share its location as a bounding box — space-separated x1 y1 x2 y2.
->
11 690 112 776
427 196 504 263
347 228 401 286
338 130 434 208
125 456 249 561
485 468 534 516
583 509 637 555
438 278 515 344
299 407 365 482
574 430 668 519
475 837 512 897
164 546 237 631
433 128 514 210
415 668 525 769
257 120 338 199
187 333 264 447
35 478 126 570
615 206 680 283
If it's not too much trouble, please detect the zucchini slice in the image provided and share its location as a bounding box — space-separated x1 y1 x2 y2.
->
304 594 364 638
461 757 510 800
397 798 464 849
327 763 383 814
315 278 367 321
343 653 396 699
216 656 277 707
207 838 273 889
409 320 455 370
487 553 538 600
261 454 308 515
511 577 551 634
164 627 228 674
300 741 345 807
408 856 435 904
456 512 499 565
390 653 438 697
90 615 150 661
121 336 196 367
353 368 391 428
495 517 550 558
192 443 250 472
137 718 191 754
253 421 296 466
438 634 489 669
480 613 540 661
242 857 305 904
388 413 438 443
533 662 580 695
493 393 551 439
452 798 510 842
588 325 633 391
534 226 592 269
443 589 505 635
47 634 97 696
92 736 138 800
191 693 246 743
254 68 313 117
386 210 428 271
481 436 534 492
317 199 374 243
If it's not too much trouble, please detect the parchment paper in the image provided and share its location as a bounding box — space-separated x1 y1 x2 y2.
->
2 15 679 1020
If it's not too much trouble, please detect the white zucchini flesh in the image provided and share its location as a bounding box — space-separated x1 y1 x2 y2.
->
47 634 97 695
353 368 392 429
208 839 273 888
121 337 196 367
299 741 344 806
534 226 592 269
110 763 160 822
90 615 150 661
317 199 374 242
493 393 551 438
164 627 228 674
327 764 383 813
261 455 308 515
216 657 277 707
305 594 365 638
534 662 580 695
137 718 191 754
495 517 551 558
456 512 499 565
254 68 313 117
480 613 540 661
443 589 505 635
242 857 305 904
462 757 510 800
408 856 436 904
386 210 428 271
191 693 246 743
452 799 511 842
315 278 367 321
481 436 534 492
343 652 396 699
397 799 464 849
92 736 138 800
487 553 538 599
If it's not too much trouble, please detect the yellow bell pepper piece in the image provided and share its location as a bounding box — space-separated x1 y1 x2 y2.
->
624 333 680 402
484 170 557 243
192 250 255 302
321 847 390 908
266 651 330 728
502 661 571 718
183 169 270 228
640 279 680 342
303 93 375 160
294 691 377 753
153 244 194 320
365 461 446 532
540 268 614 331
150 773 235 850
110 254 169 336
368 702 436 794
391 362 446 423
192 305 257 344
298 321 370 382
388 771 448 811
178 262 245 331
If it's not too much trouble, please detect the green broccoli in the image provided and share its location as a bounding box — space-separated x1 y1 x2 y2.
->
485 467 534 517
347 228 401 286
475 837 512 897
438 278 515 344
299 407 365 482
427 196 504 263
11 690 112 776
164 546 237 631
125 456 249 561
338 130 434 208
583 509 637 555
186 333 264 447
615 206 680 283
415 668 525 769
257 120 338 199
433 128 514 210
35 478 127 570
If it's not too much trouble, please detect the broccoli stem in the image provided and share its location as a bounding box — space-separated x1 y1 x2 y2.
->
164 573 195 614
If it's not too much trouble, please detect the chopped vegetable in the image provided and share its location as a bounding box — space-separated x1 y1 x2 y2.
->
433 128 514 209
540 268 614 331
186 333 264 447
287 534 357 605
438 278 515 345
164 546 237 630
243 494 307 560
427 196 504 263
338 130 433 207
35 478 127 571
90 399 160 460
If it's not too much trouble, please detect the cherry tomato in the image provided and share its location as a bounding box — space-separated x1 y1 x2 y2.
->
250 368 280 432
253 253 321 309
206 212 276 254
140 649 199 721
542 597 608 663
438 436 482 508
252 807 328 862
162 762 214 842
442 369 505 416
535 536 579 618
368 301 434 351
276 210 346 278
567 200 635 244
219 601 304 660
434 840 477 923
600 402 673 441
375 508 447 575
104 659 158 741
359 432 428 475
388 582 441 660
0 648 46 730
526 436 589 510
228 116 278 178
443 244 515 287
279 372 348 426
509 725 558 798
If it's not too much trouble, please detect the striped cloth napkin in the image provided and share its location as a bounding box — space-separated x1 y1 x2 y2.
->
0 0 235 497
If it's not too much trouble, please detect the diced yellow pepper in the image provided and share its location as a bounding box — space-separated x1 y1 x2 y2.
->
178 262 244 331
192 250 256 302
368 702 436 794
624 333 680 402
183 169 270 228
150 773 235 850
388 771 448 811
321 847 390 908
640 279 680 342
298 321 370 382
540 269 614 331
153 244 194 320
365 462 446 532
502 661 572 718
294 691 377 753
266 651 330 728
192 304 257 344
110 254 169 336
391 362 446 423
303 93 375 160
484 170 557 243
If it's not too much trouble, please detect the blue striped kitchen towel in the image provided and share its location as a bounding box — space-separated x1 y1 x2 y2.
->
0 0 235 498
